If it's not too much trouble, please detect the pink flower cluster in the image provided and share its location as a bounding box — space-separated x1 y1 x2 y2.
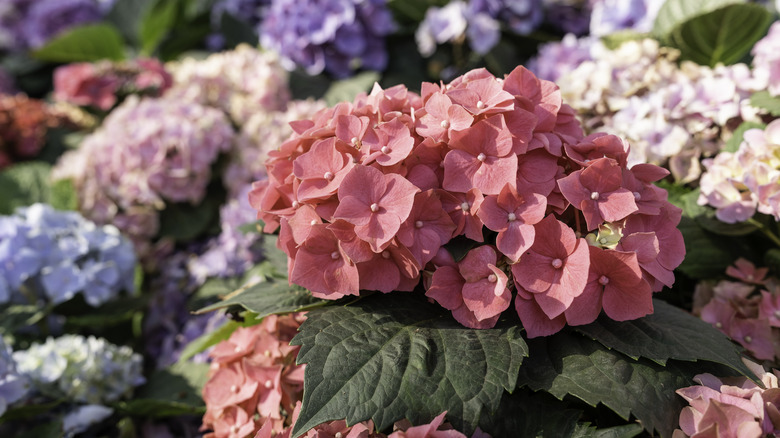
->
752 21 780 98
53 58 172 111
698 119 780 223
675 359 780 438
249 66 684 337
201 313 306 438
694 258 780 361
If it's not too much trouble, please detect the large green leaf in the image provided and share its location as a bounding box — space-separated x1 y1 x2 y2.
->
750 91 780 117
290 293 528 436
479 389 582 437
576 300 753 377
139 0 181 55
668 4 772 66
675 216 750 278
157 192 221 242
652 0 739 39
32 24 125 63
194 280 325 316
516 332 718 438
0 161 52 215
105 0 156 46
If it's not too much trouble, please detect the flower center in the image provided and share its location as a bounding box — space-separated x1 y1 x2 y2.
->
633 191 641 200
381 146 390 154
310 219 318 226
351 137 359 145
599 237 608 245
292 200 300 208
231 425 239 434
323 171 334 181
335 433 343 438
598 275 609 285
774 310 780 319
264 350 271 357
234 346 242 353
476 100 485 109
440 120 450 129
264 380 273 388
460 201 470 212
477 153 487 162
744 335 753 344
331 251 339 260
715 322 723 328
382 251 391 259
415 220 424 228
507 212 516 222
230 384 239 393
488 274 497 283
590 191 599 200
370 203 380 213
551 258 563 269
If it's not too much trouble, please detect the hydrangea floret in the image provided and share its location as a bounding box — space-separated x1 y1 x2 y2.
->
0 337 28 418
0 203 136 308
250 66 685 337
13 334 144 405
674 359 780 437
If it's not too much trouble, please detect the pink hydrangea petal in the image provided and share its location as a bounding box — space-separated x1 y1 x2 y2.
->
511 251 555 293
514 293 566 338
461 275 511 321
426 266 465 311
565 280 603 326
458 245 498 282
496 222 535 263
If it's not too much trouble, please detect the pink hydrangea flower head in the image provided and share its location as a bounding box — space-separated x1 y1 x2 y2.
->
557 157 638 231
443 114 517 195
477 184 546 262
511 214 590 320
333 164 420 252
53 62 119 110
389 411 473 438
356 240 421 293
202 362 260 410
515 149 560 197
727 258 769 285
362 117 416 167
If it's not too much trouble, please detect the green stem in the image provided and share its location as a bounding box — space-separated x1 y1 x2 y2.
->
747 217 780 248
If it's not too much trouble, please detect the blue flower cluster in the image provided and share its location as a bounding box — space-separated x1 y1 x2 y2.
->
0 204 136 308
260 0 396 78
13 334 144 404
0 0 112 51
0 337 28 418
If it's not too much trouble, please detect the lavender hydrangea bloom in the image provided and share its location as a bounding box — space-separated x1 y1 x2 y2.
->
0 0 34 51
527 33 596 82
589 0 664 37
0 338 28 418
0 204 136 307
752 21 780 97
416 1 468 57
22 0 102 48
260 0 396 78
13 335 144 404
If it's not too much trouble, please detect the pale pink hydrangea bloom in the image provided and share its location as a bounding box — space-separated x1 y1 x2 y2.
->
249 66 684 335
752 21 780 97
698 119 780 223
674 359 780 438
167 44 290 125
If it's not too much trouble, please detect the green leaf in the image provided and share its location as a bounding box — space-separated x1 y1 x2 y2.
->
139 0 181 55
178 319 241 363
576 300 754 377
49 178 78 211
323 71 381 106
516 331 708 438
194 280 324 316
0 399 64 423
750 90 780 116
675 216 751 278
9 417 63 438
479 389 582 437
290 293 528 436
32 24 125 63
260 234 287 275
668 4 772 66
652 0 739 39
724 121 766 153
0 161 52 215
105 0 156 46
121 362 209 417
600 31 648 50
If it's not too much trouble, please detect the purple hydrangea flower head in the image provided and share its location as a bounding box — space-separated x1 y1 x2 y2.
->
416 1 468 57
22 0 103 48
0 204 137 308
0 0 34 51
13 335 144 404
0 337 29 418
260 0 396 78
527 33 596 82
470 0 543 36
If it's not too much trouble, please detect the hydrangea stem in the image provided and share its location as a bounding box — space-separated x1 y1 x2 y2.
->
747 217 780 248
